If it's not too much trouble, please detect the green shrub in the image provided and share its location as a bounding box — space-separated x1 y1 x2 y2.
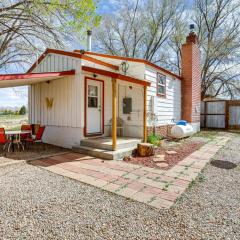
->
147 133 161 146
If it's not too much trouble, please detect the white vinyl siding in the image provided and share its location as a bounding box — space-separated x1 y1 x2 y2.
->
32 53 115 73
29 75 82 128
83 71 144 138
84 54 146 80
117 81 144 137
33 53 80 73
145 66 181 126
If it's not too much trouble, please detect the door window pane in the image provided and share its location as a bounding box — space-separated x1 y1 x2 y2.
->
88 97 98 108
88 85 98 97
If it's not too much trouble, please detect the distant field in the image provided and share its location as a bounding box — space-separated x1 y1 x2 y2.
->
0 115 28 130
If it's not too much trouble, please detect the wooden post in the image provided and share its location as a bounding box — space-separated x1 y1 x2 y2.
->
143 85 147 143
112 78 117 150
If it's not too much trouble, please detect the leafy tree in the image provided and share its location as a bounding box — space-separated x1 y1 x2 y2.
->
19 105 27 115
2 109 15 115
0 0 100 71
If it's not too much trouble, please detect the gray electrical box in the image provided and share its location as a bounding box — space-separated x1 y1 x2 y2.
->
123 98 132 114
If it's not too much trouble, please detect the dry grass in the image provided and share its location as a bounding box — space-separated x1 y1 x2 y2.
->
0 115 28 130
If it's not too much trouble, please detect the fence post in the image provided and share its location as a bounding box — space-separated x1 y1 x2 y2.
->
204 101 207 128
225 101 229 129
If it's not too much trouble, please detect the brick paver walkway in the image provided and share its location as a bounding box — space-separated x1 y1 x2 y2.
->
31 136 229 209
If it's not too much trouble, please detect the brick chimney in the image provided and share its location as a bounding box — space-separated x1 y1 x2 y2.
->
181 29 201 131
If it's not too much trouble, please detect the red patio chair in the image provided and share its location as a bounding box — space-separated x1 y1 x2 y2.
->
25 126 45 149
21 124 32 140
0 128 10 153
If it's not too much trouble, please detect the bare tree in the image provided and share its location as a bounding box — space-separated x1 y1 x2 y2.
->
161 0 240 99
94 0 184 65
194 0 240 99
94 0 240 99
155 16 187 75
0 0 99 72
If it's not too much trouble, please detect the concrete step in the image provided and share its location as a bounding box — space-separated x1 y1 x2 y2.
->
80 138 141 151
72 145 135 160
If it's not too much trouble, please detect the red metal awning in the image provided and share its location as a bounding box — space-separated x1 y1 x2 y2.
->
0 70 75 88
82 66 151 87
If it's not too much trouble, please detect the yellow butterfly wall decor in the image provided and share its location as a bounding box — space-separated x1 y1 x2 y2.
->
46 97 54 109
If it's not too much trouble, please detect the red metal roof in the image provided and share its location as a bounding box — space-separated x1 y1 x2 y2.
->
0 70 75 88
27 49 119 73
0 70 75 81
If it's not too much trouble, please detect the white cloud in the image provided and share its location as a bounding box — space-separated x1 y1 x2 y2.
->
0 87 28 108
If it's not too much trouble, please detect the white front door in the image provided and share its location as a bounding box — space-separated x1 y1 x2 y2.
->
86 79 103 135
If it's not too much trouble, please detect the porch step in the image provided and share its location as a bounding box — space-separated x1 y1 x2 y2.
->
72 145 135 160
80 137 141 151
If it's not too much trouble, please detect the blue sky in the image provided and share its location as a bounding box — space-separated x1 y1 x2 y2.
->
0 0 193 108
97 0 121 14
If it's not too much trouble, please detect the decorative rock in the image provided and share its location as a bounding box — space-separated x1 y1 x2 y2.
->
123 156 131 161
137 143 155 157
166 150 177 155
156 162 169 168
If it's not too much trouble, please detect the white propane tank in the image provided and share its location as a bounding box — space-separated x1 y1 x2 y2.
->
171 123 194 139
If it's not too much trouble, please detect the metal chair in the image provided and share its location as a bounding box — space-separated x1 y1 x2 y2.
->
25 126 45 149
21 124 32 140
109 117 125 137
0 128 11 154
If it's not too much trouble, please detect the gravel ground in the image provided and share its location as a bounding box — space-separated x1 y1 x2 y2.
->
0 134 239 240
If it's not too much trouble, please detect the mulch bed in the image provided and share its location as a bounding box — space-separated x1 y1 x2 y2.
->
124 138 205 170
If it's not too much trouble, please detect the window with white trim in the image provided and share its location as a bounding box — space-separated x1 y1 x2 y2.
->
156 73 166 96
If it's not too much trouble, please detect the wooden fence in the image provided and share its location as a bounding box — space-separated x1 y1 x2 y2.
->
201 100 240 129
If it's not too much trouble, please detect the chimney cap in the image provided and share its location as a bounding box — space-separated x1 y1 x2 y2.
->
189 24 195 32
87 30 92 36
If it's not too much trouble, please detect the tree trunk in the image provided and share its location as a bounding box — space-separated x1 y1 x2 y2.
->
137 143 155 157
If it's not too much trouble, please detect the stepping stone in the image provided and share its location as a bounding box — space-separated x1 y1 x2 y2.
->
153 158 166 162
153 155 165 162
156 162 169 168
166 150 177 155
